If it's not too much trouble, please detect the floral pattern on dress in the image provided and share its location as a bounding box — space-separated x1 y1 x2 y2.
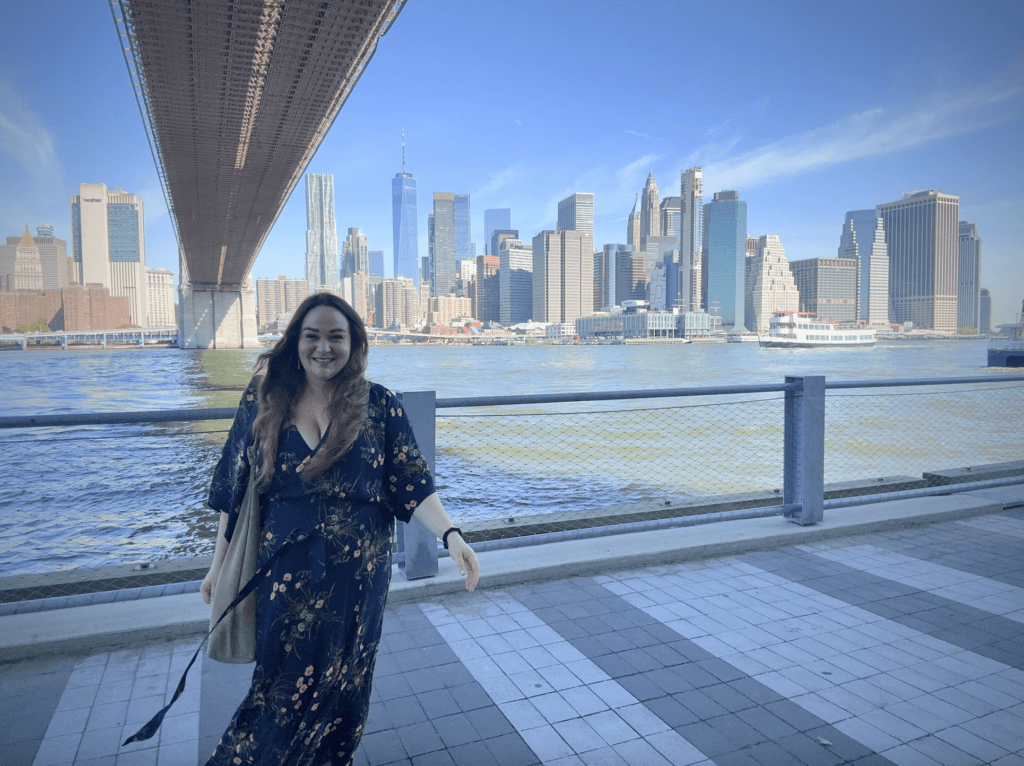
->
206 379 434 765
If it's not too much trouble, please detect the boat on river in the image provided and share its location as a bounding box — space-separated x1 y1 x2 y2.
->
759 311 876 348
988 299 1024 367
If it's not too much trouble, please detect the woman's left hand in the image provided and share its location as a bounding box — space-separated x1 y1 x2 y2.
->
447 533 480 591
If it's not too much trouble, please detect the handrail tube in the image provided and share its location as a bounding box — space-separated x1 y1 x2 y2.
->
823 475 1024 508
0 408 238 430
436 382 795 409
1 373 1020 429
824 374 1024 390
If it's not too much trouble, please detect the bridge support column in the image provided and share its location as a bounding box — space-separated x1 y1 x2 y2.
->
179 283 259 349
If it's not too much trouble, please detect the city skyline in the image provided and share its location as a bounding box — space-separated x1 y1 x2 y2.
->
0 1 1021 324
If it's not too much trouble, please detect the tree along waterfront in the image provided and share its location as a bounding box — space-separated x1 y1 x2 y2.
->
1 341 1021 576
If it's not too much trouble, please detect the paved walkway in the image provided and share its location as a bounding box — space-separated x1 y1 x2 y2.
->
2 508 1023 766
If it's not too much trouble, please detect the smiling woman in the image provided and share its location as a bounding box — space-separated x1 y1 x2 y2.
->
191 292 479 765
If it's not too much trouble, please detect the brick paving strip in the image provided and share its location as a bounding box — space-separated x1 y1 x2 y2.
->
2 511 1021 765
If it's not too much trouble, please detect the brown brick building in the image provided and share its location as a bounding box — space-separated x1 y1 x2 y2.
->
0 285 130 333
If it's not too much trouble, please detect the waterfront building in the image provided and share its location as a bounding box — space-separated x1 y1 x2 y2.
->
8 227 45 292
661 196 681 238
958 222 982 333
369 250 384 278
304 174 338 294
789 257 859 323
474 255 500 323
455 194 472 263
557 193 595 237
877 189 959 333
843 210 885 323
0 284 129 333
1 225 71 292
483 209 511 254
594 244 640 312
641 171 661 239
498 238 533 325
980 288 992 334
428 295 472 326
146 268 176 328
532 229 594 324
744 235 800 333
342 227 369 278
374 277 418 329
392 135 419 284
257 275 310 330
575 309 710 340
702 190 748 330
626 194 641 252
71 183 149 327
680 168 703 312
431 193 457 297
840 213 890 326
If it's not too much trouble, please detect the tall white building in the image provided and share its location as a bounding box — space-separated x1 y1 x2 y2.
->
842 210 889 325
304 174 339 293
532 229 594 324
71 183 148 327
680 168 703 311
744 235 800 333
146 268 176 327
877 190 959 333
556 193 594 237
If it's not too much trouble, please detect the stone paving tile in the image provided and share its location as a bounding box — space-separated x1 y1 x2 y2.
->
5 512 1024 765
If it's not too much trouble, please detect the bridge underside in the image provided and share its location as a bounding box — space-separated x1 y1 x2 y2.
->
114 0 404 347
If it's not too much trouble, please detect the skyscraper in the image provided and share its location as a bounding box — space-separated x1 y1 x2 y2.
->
958 222 982 333
304 174 338 293
680 168 703 312
0 225 70 292
71 183 149 327
498 238 533 325
454 194 472 262
789 257 859 323
256 275 310 330
744 235 800 333
980 288 992 334
640 171 661 239
626 194 640 252
147 268 176 328
702 190 747 330
369 250 384 278
877 190 959 333
532 229 594 324
474 255 501 323
661 197 682 239
557 193 594 237
483 209 511 254
431 193 457 297
11 227 44 291
392 135 419 284
840 212 890 326
342 227 368 277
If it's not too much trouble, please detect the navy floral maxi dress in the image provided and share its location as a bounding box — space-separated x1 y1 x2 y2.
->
205 378 434 766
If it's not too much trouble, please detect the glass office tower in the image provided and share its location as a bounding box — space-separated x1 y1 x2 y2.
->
702 190 747 330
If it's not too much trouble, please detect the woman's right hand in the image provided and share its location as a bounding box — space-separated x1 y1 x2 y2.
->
201 568 218 604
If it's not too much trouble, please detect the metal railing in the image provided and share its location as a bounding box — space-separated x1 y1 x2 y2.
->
1 374 1022 590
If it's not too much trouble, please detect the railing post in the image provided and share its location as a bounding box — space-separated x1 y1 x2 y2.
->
395 390 439 579
783 375 825 525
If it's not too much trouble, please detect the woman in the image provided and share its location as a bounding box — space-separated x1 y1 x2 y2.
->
200 292 479 765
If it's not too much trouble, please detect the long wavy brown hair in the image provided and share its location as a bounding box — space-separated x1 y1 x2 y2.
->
251 292 370 487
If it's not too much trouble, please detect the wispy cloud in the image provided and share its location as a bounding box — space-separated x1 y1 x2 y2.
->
472 166 519 199
0 80 61 179
698 82 1023 191
624 129 651 139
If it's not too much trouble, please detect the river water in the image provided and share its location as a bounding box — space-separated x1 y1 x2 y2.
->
1 340 1021 576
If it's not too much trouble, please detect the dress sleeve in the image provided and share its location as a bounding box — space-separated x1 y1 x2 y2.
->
381 387 436 524
207 376 261 541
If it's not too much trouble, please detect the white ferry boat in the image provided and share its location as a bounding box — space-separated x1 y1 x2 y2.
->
759 311 876 348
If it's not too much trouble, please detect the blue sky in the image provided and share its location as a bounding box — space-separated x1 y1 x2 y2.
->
1 0 1022 325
